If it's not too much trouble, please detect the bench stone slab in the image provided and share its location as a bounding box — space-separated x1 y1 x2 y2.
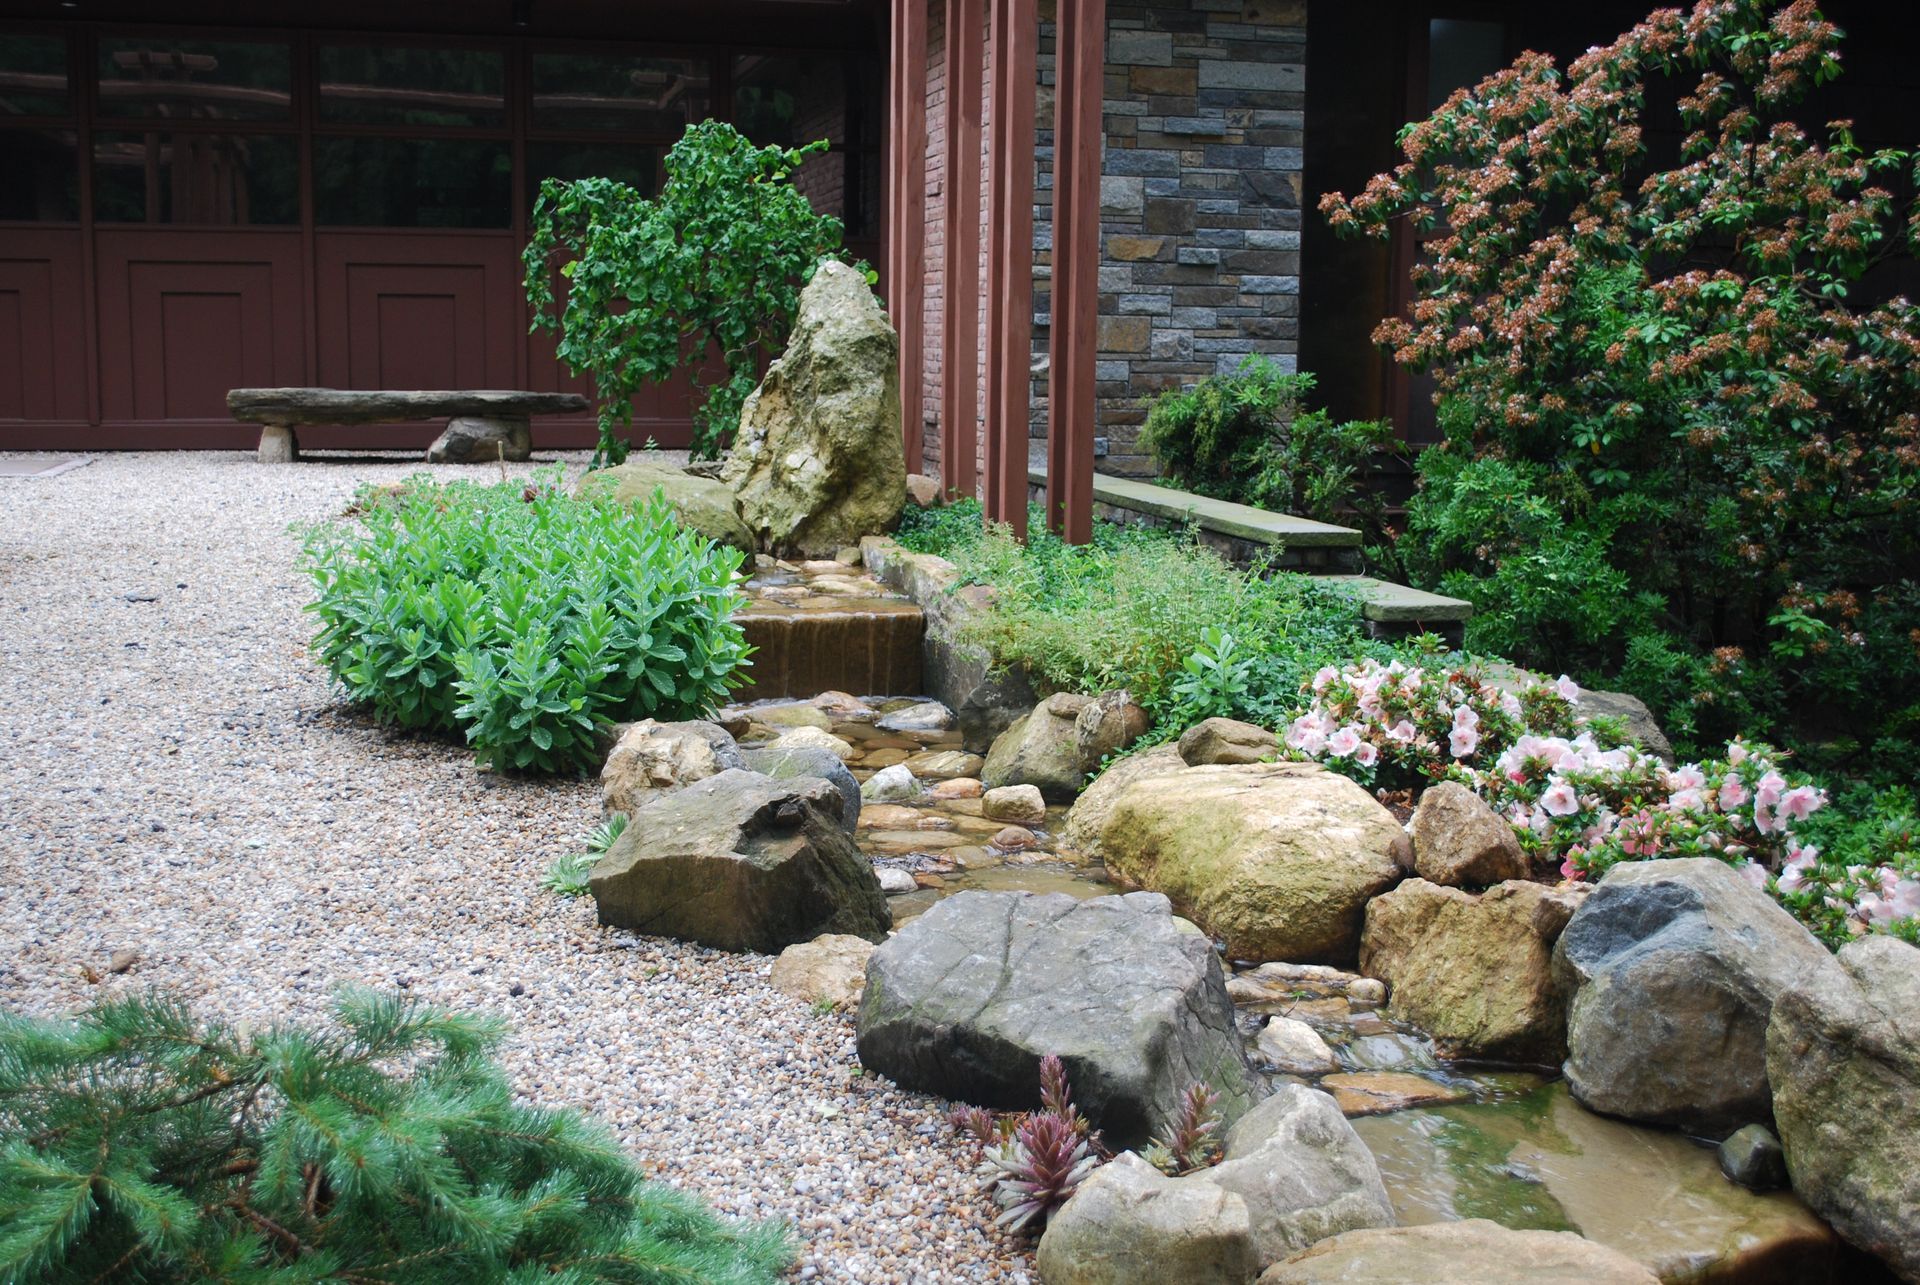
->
228 388 588 426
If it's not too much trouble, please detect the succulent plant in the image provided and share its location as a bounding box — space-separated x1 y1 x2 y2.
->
1146 1081 1225 1175
980 1111 1102 1234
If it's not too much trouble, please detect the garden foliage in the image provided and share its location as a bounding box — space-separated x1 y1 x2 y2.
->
1139 358 1397 539
896 501 1385 734
301 475 749 774
0 990 790 1283
1323 0 1920 762
525 122 853 464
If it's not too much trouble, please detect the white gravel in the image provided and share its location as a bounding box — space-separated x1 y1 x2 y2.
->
0 451 1032 1283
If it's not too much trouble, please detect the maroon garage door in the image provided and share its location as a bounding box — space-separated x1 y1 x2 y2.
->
0 20 879 451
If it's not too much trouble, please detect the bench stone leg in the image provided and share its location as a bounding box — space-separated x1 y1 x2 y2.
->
257 424 298 463
426 415 532 464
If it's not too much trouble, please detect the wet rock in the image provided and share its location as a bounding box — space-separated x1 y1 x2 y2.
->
982 693 1096 802
928 777 984 800
1062 744 1186 850
1179 718 1280 767
1767 934 1920 1279
770 725 856 761
1347 978 1386 1006
810 690 876 720
1321 1072 1470 1116
721 260 906 555
1254 1017 1339 1075
857 804 943 830
741 743 861 833
770 933 876 1009
590 770 889 952
902 749 983 780
990 825 1039 851
856 889 1259 1148
753 703 836 732
860 764 920 803
1069 761 1407 964
576 457 754 552
875 700 956 733
1074 689 1151 766
1035 1152 1259 1285
982 784 1047 826
600 719 744 816
1718 1124 1788 1193
876 868 918 895
1261 1220 1659 1285
1554 858 1839 1135
1408 781 1528 886
1360 878 1580 1064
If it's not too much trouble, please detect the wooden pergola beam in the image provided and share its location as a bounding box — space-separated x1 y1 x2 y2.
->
888 0 929 473
982 0 1036 536
1045 0 1103 543
940 0 985 503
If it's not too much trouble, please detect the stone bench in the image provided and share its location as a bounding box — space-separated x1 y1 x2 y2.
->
226 388 590 463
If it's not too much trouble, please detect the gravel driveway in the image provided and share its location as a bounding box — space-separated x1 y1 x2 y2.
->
0 451 1029 1283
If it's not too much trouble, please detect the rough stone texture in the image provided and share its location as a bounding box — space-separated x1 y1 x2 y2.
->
752 703 834 732
589 770 889 953
1253 1017 1338 1075
1074 689 1151 766
768 725 855 761
875 700 956 733
1553 858 1840 1136
859 764 919 803
1261 1220 1659 1285
1035 1152 1259 1285
425 415 531 464
1408 780 1528 887
1719 1124 1789 1193
256 424 296 463
768 933 876 1010
1069 761 1407 963
721 261 906 556
1483 663 1673 762
982 784 1047 826
1320 1072 1468 1116
227 387 586 426
1062 743 1187 852
1767 934 1920 1280
981 693 1096 802
905 473 943 508
599 719 744 817
576 457 755 553
739 743 861 834
1179 718 1280 767
856 889 1258 1149
1206 1084 1395 1264
1360 878 1581 1064
901 749 982 780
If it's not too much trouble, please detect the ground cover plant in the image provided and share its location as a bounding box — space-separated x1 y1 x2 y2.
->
1322 0 1920 769
896 501 1388 735
1140 357 1399 545
300 474 749 774
525 121 856 465
0 990 791 1283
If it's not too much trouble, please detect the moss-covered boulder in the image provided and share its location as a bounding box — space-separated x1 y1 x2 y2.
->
1068 761 1407 964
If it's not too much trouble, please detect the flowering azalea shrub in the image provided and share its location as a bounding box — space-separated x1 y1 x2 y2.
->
1323 0 1920 760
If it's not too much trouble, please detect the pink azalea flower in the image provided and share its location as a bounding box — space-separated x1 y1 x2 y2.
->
1668 764 1707 792
1387 720 1416 743
1667 788 1705 812
1448 725 1480 758
1890 879 1920 920
1354 741 1379 768
1554 674 1581 701
1755 771 1787 809
1560 853 1587 881
1737 860 1768 889
1312 666 1339 692
1718 775 1750 810
1286 718 1327 756
1452 705 1479 730
1777 866 1808 894
1753 802 1775 835
1540 782 1580 817
1726 741 1749 766
1327 727 1361 758
1778 786 1822 822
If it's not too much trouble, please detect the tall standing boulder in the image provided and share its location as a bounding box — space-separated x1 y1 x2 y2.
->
590 770 889 952
1067 761 1408 963
1552 858 1840 1135
721 260 906 556
1767 935 1920 1281
856 890 1259 1149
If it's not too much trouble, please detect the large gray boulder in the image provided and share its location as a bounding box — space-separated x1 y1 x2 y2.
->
1767 935 1920 1281
600 719 744 817
1036 1086 1393 1283
741 743 861 833
1552 858 1839 1135
721 261 906 556
981 693 1095 802
578 457 755 553
856 889 1259 1149
590 770 889 952
1260 1220 1658 1285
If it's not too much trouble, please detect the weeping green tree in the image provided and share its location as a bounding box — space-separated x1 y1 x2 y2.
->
525 121 853 466
0 990 790 1283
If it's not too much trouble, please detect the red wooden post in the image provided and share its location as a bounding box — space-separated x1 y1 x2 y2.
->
983 0 1035 536
888 0 929 473
1046 0 1103 543
941 0 985 503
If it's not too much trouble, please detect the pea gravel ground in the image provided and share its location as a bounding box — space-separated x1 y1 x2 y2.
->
0 451 1032 1284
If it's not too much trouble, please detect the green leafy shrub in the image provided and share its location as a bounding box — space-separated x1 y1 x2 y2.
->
525 121 856 463
1139 358 1398 538
1323 0 1920 764
0 990 791 1283
301 475 749 774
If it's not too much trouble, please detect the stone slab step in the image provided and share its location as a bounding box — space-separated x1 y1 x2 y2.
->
1319 575 1473 625
1028 467 1362 548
